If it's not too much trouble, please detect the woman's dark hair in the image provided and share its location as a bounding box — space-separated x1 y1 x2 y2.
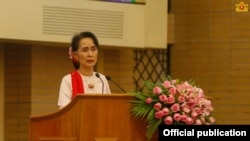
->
71 31 99 70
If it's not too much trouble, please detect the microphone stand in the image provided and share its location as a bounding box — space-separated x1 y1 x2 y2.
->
95 73 104 94
105 76 126 93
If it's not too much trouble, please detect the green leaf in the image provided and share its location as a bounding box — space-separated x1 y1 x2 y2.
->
130 102 152 120
144 81 155 91
145 107 156 122
146 118 162 140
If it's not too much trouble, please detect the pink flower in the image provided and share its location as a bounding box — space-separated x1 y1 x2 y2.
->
171 79 177 84
192 107 202 115
202 99 211 106
68 47 73 59
191 111 198 118
155 111 164 119
166 95 175 104
181 114 188 122
208 117 216 124
178 95 185 103
162 80 171 88
159 94 168 102
168 87 177 95
145 97 152 104
171 103 180 112
197 88 204 95
205 122 211 125
181 104 191 113
162 107 169 116
200 117 205 123
153 87 162 95
195 119 202 125
173 113 181 121
186 99 198 108
154 102 162 111
68 47 79 63
185 117 194 125
164 116 173 125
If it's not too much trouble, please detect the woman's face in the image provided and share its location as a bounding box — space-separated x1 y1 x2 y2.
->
74 37 98 69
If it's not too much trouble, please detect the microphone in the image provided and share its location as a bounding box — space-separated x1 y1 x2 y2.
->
95 73 104 94
105 75 126 93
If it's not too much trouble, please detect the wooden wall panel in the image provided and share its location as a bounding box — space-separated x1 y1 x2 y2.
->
171 0 250 124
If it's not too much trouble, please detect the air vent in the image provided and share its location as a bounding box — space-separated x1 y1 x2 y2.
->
43 6 124 39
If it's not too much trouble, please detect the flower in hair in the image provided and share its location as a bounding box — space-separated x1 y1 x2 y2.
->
68 47 79 63
69 47 73 59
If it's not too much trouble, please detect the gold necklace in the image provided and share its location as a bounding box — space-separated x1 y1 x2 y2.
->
86 75 95 89
88 83 94 88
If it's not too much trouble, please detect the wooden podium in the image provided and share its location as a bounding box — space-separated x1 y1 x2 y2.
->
29 94 158 141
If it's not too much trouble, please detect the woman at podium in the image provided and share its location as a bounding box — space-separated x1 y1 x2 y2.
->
57 31 111 109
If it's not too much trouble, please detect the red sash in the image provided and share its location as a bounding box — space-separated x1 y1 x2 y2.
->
70 70 84 99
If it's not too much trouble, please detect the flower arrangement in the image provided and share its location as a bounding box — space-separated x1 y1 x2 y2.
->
129 76 216 140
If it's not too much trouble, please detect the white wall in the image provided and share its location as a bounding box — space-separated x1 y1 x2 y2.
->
0 0 167 48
